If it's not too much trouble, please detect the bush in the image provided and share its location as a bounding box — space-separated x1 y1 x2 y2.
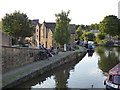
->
75 46 79 50
104 41 114 46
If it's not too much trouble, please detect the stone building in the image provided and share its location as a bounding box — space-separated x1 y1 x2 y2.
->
40 21 76 49
69 24 76 47
0 29 12 46
40 21 56 49
30 19 41 48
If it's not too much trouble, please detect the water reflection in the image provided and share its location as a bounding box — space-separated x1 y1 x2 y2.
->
14 54 84 89
88 52 94 57
96 46 119 75
54 69 70 88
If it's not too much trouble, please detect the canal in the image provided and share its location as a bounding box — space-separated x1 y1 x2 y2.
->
14 46 120 89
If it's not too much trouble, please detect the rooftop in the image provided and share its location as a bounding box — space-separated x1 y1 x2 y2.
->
109 63 120 75
44 21 76 34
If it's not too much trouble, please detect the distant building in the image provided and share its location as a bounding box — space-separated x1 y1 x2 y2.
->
0 29 12 46
40 21 76 49
30 19 41 48
90 30 99 36
40 21 56 49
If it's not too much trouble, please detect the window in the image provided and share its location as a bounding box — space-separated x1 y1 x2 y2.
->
114 75 120 84
46 42 47 48
109 75 113 82
34 30 35 33
37 35 38 39
46 30 48 38
43 29 45 38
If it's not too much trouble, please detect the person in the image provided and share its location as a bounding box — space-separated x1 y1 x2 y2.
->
84 41 88 48
56 47 59 54
39 43 42 49
50 46 52 50
70 46 73 51
42 44 44 49
88 45 94 49
77 40 80 45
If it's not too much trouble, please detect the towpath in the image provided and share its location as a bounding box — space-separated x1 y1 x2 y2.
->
2 46 86 88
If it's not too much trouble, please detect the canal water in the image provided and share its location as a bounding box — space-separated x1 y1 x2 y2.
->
15 46 120 89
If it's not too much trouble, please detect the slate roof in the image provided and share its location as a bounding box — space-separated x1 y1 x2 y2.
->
44 22 76 34
44 22 56 33
31 19 41 27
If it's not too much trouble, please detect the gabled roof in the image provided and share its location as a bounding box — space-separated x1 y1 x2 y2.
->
44 21 76 34
32 19 41 28
44 22 56 33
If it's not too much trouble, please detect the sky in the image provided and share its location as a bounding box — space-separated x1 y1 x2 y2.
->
0 0 120 25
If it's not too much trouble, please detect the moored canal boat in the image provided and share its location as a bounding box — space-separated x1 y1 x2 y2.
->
87 45 94 53
104 63 120 90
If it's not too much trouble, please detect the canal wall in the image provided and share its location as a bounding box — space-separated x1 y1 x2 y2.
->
2 46 42 73
2 47 87 88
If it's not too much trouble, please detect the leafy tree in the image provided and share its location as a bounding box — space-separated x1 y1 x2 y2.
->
0 21 1 29
86 32 96 41
75 26 83 40
116 19 120 39
53 10 71 46
2 11 33 44
96 33 105 40
89 23 99 30
90 24 95 30
95 23 99 30
75 24 80 29
99 15 119 37
80 24 85 30
81 31 95 41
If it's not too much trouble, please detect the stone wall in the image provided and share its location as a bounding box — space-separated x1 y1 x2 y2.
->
2 46 42 72
3 51 86 88
0 30 12 46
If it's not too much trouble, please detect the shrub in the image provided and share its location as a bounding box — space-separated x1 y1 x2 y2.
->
104 41 114 46
75 46 79 50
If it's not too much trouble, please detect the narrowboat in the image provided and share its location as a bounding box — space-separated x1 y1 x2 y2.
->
104 63 120 90
87 45 94 53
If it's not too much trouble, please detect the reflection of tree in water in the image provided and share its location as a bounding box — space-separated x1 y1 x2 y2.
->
13 53 85 89
54 69 70 89
53 54 84 89
96 46 119 75
95 46 105 56
115 48 120 61
116 47 120 54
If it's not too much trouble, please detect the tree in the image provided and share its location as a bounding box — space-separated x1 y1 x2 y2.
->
96 33 105 40
0 21 1 29
75 26 83 40
81 31 95 41
86 32 96 41
2 11 33 44
95 23 99 30
53 10 71 46
90 24 95 30
99 15 119 37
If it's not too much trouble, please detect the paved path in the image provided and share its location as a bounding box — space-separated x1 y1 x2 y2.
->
2 46 86 88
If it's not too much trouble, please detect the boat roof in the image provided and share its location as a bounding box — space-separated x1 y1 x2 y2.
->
109 63 120 75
